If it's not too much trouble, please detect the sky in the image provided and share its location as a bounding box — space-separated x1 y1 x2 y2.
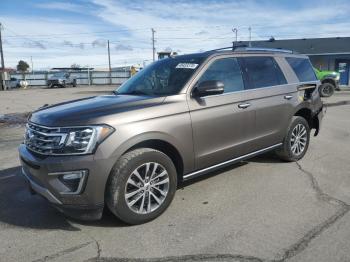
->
0 0 350 70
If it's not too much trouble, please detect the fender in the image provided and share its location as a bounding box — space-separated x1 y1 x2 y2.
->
110 131 194 173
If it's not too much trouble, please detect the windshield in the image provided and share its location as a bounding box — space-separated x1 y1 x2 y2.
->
52 72 66 77
116 56 204 96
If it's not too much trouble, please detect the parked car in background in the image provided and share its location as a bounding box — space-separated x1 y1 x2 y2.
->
9 77 21 89
20 47 324 224
314 67 340 97
47 72 77 88
9 77 28 89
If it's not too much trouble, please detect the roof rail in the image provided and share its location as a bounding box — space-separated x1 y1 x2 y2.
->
206 46 233 52
235 47 293 54
206 45 293 54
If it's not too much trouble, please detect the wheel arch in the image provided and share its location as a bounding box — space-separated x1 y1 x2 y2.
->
125 139 184 182
293 107 319 136
106 132 188 193
321 77 336 87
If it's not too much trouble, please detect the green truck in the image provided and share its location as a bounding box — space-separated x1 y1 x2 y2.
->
314 67 340 97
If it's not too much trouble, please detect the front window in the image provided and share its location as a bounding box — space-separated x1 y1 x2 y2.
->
116 56 204 96
197 57 244 94
52 72 67 78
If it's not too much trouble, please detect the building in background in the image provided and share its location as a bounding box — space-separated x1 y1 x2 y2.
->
243 37 350 86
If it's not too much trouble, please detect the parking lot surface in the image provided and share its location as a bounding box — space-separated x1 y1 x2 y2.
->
0 88 350 262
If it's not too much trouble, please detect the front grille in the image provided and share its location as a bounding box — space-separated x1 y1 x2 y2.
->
25 123 67 155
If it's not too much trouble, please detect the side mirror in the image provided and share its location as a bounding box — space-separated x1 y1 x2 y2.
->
193 80 224 97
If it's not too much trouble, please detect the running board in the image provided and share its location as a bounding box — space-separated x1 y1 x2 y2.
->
183 143 282 181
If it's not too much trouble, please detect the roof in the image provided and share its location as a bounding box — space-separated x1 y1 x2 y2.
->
240 37 350 55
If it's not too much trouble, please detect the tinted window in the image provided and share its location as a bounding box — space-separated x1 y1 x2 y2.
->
241 57 287 89
286 57 317 82
198 58 244 93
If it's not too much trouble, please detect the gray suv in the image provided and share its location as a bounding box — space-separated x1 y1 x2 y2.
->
19 47 324 224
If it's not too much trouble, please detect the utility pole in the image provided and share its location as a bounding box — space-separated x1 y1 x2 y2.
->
107 40 111 85
151 28 156 61
0 22 7 90
30 56 34 80
248 26 252 47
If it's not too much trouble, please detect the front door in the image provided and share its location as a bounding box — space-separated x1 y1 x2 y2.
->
187 57 255 170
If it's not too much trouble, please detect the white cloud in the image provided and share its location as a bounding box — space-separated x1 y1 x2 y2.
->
2 0 350 69
35 2 87 13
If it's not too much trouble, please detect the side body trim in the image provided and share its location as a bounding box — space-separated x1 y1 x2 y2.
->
183 143 282 181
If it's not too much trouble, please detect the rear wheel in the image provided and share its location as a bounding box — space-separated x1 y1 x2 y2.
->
276 116 310 162
106 148 177 225
72 80 77 87
319 83 335 97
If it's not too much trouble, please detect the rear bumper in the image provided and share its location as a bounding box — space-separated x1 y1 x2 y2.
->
313 105 325 136
335 80 340 90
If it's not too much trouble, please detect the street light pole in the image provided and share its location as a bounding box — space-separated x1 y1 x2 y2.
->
232 28 238 43
151 28 156 61
107 40 112 85
248 26 252 47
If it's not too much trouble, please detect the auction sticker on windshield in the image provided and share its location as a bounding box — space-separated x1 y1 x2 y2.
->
176 63 199 69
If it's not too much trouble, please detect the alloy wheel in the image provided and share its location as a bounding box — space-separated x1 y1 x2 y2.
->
290 123 307 156
124 162 170 214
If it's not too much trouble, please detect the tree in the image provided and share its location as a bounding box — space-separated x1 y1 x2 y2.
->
16 60 30 72
16 60 30 83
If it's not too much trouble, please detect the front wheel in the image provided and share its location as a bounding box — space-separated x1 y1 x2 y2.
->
276 116 310 162
72 80 77 87
106 148 177 225
319 83 335 97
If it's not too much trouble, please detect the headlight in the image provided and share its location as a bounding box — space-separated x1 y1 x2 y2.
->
60 125 114 155
25 123 115 155
335 74 340 81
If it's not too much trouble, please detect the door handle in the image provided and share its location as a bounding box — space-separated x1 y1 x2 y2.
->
238 103 251 109
284 95 293 100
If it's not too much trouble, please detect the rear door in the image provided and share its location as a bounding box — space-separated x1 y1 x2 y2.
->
187 56 256 170
238 55 296 149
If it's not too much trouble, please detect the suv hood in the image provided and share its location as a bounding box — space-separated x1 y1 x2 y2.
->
30 95 165 126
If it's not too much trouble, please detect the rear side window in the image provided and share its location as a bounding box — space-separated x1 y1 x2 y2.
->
240 57 287 89
285 57 317 82
198 57 244 93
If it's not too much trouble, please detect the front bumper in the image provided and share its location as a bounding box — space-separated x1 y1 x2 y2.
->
19 144 115 220
335 79 340 90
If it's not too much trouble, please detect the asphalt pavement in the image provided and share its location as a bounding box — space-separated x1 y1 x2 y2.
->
0 91 349 262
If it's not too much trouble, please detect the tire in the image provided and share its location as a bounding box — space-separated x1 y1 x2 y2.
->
72 80 77 87
276 116 310 162
106 148 177 225
319 83 335 97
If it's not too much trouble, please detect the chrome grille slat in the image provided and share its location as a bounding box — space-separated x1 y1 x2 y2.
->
25 123 67 155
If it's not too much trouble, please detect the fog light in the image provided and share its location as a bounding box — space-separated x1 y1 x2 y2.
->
50 170 88 195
